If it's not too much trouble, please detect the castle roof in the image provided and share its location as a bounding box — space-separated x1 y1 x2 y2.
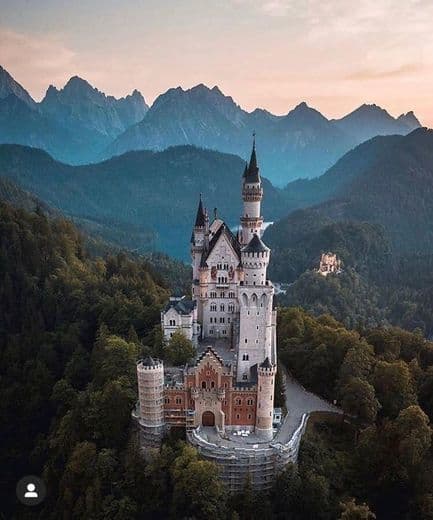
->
195 346 225 367
200 221 241 267
242 233 269 254
194 195 206 227
142 356 160 367
164 297 196 315
259 357 272 369
243 137 260 183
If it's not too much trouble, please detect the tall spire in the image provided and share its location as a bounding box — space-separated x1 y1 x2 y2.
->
194 194 206 227
244 133 260 183
242 161 248 178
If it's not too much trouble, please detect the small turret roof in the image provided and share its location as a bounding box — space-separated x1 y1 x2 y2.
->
260 357 272 369
194 195 206 227
142 356 160 367
242 233 269 254
243 136 260 183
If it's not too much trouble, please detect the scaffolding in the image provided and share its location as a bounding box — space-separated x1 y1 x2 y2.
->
187 413 309 492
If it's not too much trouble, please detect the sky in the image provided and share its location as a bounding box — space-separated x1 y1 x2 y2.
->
0 0 432 124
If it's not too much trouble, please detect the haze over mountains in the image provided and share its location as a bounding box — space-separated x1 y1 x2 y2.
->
265 128 433 279
1 127 433 262
0 144 286 257
0 65 421 185
0 66 149 164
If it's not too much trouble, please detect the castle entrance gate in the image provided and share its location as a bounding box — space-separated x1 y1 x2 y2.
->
202 411 215 426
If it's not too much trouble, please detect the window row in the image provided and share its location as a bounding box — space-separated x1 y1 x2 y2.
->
235 413 253 420
215 263 230 270
208 291 236 299
234 397 255 405
164 397 183 404
209 317 231 324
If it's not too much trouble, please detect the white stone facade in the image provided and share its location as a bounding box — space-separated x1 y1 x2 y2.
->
161 296 200 345
188 140 277 385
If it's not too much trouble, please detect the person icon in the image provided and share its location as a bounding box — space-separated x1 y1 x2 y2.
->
17 475 46 505
24 483 38 498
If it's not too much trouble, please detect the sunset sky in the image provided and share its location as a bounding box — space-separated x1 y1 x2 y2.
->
1 0 432 124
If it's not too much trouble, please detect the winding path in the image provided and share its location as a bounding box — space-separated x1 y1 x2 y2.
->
274 365 342 443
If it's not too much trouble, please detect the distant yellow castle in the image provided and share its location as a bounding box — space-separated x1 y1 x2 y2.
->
317 252 342 276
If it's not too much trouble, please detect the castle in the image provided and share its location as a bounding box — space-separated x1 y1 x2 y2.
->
136 138 277 435
134 141 305 490
317 252 342 276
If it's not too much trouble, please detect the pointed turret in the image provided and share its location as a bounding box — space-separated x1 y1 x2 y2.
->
240 136 263 245
195 195 206 227
244 135 260 183
191 195 209 283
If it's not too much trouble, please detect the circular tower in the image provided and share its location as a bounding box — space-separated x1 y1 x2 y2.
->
241 234 270 286
240 138 264 245
137 356 165 446
255 357 277 440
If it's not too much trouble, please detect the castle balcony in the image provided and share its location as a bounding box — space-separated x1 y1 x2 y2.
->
216 281 230 288
190 387 224 399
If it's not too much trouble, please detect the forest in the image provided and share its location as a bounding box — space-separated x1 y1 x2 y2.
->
1 202 433 519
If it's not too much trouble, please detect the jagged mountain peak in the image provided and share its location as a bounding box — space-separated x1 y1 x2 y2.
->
65 75 91 87
38 75 148 142
397 110 421 130
285 101 329 123
345 103 392 118
0 64 37 109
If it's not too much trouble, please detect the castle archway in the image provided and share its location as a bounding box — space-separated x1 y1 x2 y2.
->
202 411 215 427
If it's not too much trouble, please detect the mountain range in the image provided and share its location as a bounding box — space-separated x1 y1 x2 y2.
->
107 88 420 185
0 66 148 164
0 65 421 184
1 127 433 262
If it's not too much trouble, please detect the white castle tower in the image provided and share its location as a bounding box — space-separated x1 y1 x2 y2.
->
237 234 275 382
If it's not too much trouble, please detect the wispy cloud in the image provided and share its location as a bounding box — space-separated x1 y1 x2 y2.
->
0 28 76 98
346 63 424 81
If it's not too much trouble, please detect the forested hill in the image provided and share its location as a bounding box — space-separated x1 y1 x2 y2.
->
0 176 57 216
0 201 168 517
270 128 433 256
3 202 433 519
265 129 433 333
0 143 286 258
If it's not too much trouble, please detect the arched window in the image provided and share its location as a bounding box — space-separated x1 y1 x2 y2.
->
201 381 206 389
